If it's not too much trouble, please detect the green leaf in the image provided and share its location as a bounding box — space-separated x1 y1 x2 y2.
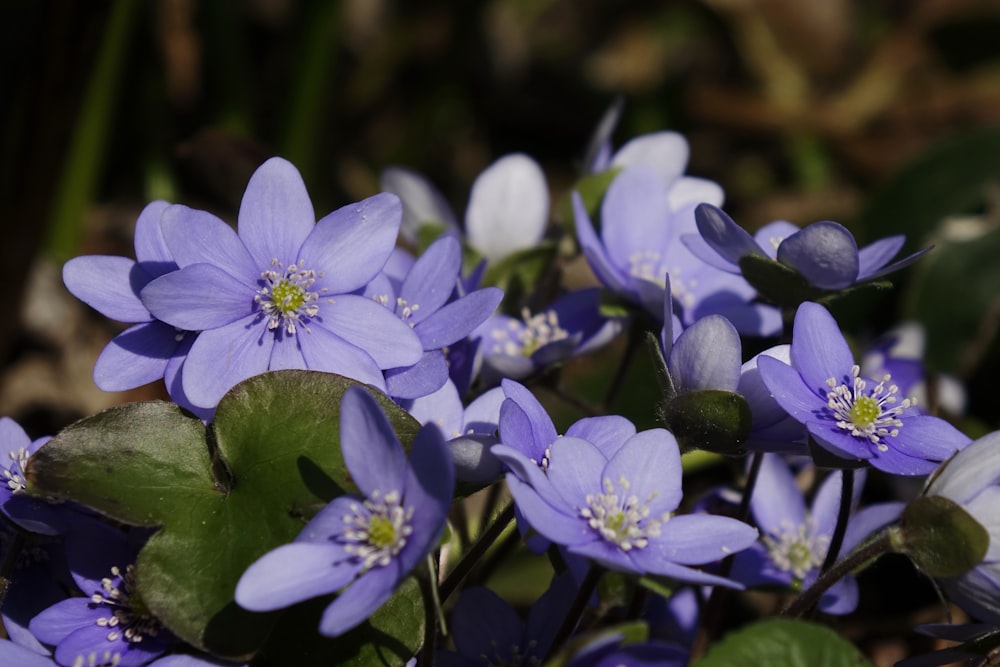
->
693 618 874 667
659 390 751 456
482 242 557 300
25 370 424 664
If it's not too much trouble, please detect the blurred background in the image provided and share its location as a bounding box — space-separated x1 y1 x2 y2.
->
2 1 1000 663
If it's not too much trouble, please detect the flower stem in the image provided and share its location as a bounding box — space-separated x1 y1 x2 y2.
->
544 565 605 662
781 527 893 617
419 555 443 665
820 468 855 576
439 501 515 603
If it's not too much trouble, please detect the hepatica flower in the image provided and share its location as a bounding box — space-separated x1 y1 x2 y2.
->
141 158 423 410
235 386 453 637
0 417 60 535
757 302 970 474
493 425 757 585
687 203 929 297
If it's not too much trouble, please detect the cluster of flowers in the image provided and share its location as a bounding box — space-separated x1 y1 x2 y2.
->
2 109 999 667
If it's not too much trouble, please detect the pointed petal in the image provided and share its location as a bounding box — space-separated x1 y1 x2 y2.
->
416 287 503 349
385 351 449 400
652 514 758 565
499 381 557 452
133 200 175 272
572 192 630 294
856 235 905 278
318 295 423 369
63 254 153 322
161 204 258 277
235 542 350 611
756 354 825 424
399 236 461 323
809 469 845 541
777 221 859 290
751 455 807 534
303 192 402 294
807 421 874 461
888 415 970 462
466 154 548 262
141 264 253 330
694 204 764 266
93 322 176 391
297 326 386 391
340 386 407 495
397 423 453 573
237 157 315 267
505 474 591 546
789 302 855 393
862 246 933 282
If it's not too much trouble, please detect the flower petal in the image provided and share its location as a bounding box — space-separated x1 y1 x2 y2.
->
297 326 387 391
466 154 548 262
856 235 905 279
93 322 177 391
399 236 461 324
303 192 402 294
380 166 459 244
141 264 254 330
652 514 758 565
789 302 855 394
602 429 682 516
546 437 609 509
927 431 1000 503
565 416 636 458
693 204 764 266
235 542 350 611
161 204 258 278
499 381 557 456
63 255 149 322
668 315 741 392
340 386 407 495
505 474 591 546
600 166 671 269
180 315 273 409
757 354 826 424
319 562 400 637
318 294 423 369
397 423 453 574
777 221 859 290
416 287 503 350
237 157 315 268
385 351 449 400
750 454 807 535
610 131 689 184
572 192 630 294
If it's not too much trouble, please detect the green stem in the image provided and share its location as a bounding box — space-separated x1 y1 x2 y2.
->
544 565 604 662
781 527 893 617
419 554 444 665
439 502 515 603
820 468 855 575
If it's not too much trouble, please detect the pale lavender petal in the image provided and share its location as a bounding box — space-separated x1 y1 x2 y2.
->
142 264 253 330
235 542 349 611
809 469 845 541
268 335 307 370
63 256 149 321
565 416 635 458
789 302 855 393
397 423 453 573
653 514 757 564
237 157 315 268
319 563 400 637
303 193 402 294
340 386 407 495
0 640 54 666
462 385 504 434
399 236 461 323
380 166 459 244
856 235 905 278
890 415 970 462
181 315 273 409
466 153 548 262
317 295 423 369
416 287 503 349
862 246 933 282
694 204 764 266
807 422 874 461
602 429 682 516
28 598 92 645
385 352 449 400
161 205 258 278
93 322 177 391
600 166 671 268
505 474 591 546
680 233 740 273
610 131 689 184
750 454 807 534
569 537 641 574
406 379 463 434
777 221 859 290
133 200 174 269
297 326 387 391
965 488 1000 561
866 443 939 476
668 315 741 392
295 497 362 544
572 193 630 294
545 437 608 509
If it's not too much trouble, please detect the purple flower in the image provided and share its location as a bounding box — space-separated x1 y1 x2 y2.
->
736 345 808 454
476 288 624 382
364 236 503 399
757 302 970 474
235 385 453 637
492 425 757 585
437 575 576 667
563 633 688 667
573 166 780 337
62 201 205 418
687 203 930 292
29 523 175 667
140 158 423 410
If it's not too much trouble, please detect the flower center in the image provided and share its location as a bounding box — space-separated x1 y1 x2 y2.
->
488 308 569 358
3 447 29 492
580 476 667 551
254 259 325 335
825 365 912 452
342 490 414 570
762 519 830 582
90 564 162 646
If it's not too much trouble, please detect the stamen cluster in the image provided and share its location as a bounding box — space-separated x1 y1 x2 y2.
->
255 258 325 335
342 489 414 570
825 365 912 452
